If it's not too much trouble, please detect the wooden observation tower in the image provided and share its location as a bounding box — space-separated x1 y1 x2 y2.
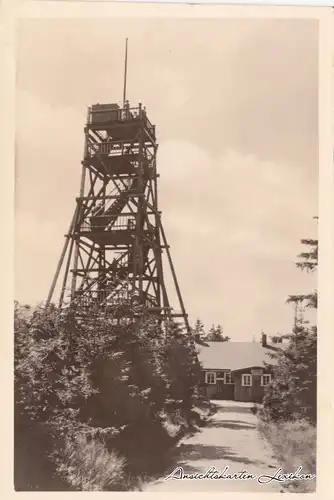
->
46 43 189 331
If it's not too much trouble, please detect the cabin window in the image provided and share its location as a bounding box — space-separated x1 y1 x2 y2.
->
261 374 272 386
205 372 216 385
224 372 235 384
241 374 252 386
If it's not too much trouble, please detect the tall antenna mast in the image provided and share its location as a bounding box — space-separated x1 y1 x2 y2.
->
123 38 128 106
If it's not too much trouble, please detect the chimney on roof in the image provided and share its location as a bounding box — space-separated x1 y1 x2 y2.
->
261 332 267 347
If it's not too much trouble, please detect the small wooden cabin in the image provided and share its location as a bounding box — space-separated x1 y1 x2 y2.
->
197 334 279 403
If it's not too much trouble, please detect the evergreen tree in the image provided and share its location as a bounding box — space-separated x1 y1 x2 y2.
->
205 324 230 342
192 318 206 341
261 231 318 424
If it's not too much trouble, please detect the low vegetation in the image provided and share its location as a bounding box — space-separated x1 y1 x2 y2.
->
14 300 208 491
258 419 316 492
58 435 126 491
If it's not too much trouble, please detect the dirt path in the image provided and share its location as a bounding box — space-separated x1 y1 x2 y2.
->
142 401 283 492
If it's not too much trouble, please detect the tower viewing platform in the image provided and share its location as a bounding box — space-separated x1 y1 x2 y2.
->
88 102 156 143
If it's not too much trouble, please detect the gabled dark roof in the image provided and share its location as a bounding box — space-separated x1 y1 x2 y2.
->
196 341 279 371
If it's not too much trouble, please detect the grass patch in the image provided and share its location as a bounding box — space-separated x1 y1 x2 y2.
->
258 418 316 493
57 434 126 491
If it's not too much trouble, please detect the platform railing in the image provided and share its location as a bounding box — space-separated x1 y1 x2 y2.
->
88 104 156 138
97 142 140 156
82 213 136 232
89 106 140 124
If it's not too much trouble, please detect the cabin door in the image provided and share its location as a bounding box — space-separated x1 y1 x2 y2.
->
252 375 262 403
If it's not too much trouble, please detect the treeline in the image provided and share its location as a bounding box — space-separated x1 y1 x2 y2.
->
192 320 230 342
14 303 209 491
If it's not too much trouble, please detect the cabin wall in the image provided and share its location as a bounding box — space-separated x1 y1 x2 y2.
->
202 367 273 402
233 368 271 403
234 374 256 402
202 370 235 400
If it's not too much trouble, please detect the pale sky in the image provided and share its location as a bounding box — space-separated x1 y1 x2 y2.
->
15 18 318 341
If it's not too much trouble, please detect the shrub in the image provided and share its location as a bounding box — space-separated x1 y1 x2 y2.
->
261 326 317 424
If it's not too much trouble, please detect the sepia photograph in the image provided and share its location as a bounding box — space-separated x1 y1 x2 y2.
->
14 9 321 493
